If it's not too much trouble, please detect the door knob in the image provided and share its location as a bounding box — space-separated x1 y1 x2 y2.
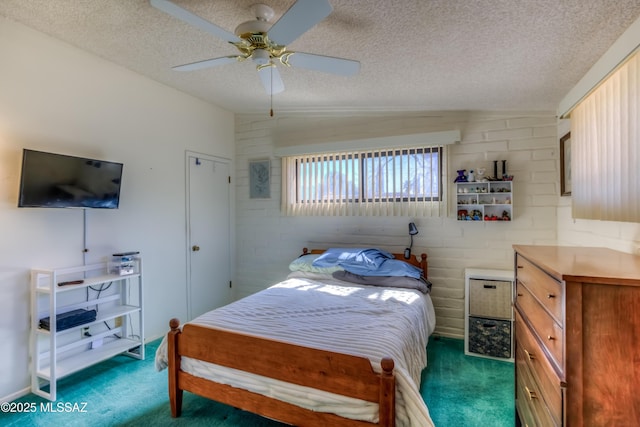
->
192 245 200 252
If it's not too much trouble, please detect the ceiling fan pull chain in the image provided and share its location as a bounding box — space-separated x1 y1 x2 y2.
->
270 66 274 117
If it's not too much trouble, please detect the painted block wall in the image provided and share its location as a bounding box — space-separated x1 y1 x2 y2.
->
235 111 558 338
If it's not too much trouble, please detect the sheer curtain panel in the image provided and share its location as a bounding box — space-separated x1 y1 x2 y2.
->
571 51 640 222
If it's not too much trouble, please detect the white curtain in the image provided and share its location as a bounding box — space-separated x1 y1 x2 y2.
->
571 51 640 222
281 146 448 217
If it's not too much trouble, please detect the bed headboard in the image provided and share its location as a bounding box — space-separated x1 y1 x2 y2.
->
302 247 428 279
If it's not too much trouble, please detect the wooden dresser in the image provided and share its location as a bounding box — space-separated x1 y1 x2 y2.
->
513 245 640 427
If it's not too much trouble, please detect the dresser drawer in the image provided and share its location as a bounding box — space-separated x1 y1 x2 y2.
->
516 281 564 373
516 353 559 427
515 381 537 427
469 279 512 319
516 255 563 324
515 311 563 425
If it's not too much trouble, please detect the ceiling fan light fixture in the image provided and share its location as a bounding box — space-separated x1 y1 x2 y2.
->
252 49 271 66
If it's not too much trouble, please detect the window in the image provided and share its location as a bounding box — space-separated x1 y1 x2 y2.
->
570 50 640 222
282 146 447 217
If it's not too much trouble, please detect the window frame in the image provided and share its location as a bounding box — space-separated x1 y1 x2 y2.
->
292 146 443 205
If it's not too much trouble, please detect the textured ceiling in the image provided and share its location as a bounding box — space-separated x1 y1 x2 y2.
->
2 0 640 114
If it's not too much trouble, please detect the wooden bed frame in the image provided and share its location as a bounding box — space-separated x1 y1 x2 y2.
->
167 248 428 427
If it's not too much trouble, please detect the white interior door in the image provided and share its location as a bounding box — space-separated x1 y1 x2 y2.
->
186 152 231 320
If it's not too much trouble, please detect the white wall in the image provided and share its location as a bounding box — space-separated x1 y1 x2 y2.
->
0 17 234 401
235 111 558 338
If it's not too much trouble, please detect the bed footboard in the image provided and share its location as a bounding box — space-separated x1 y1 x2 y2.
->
167 318 396 426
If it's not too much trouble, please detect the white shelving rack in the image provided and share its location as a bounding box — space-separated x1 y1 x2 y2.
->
456 181 513 221
30 258 144 401
464 268 514 362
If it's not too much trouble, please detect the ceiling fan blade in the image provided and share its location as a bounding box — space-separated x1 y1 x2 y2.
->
172 56 240 71
258 66 284 95
286 52 360 76
150 0 238 43
267 0 332 46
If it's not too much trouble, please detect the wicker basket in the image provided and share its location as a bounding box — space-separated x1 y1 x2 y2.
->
469 279 512 319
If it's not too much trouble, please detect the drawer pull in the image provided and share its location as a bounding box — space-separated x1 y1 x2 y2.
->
547 335 556 341
525 386 537 400
524 349 535 360
517 293 523 297
517 265 523 269
547 293 556 299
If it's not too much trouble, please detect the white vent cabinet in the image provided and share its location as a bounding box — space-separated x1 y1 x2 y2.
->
30 258 144 400
456 181 513 221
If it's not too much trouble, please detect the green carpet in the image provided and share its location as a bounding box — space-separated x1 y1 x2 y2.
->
2 337 514 426
422 337 514 426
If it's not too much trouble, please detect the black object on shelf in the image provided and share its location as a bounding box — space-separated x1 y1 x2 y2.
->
39 309 97 331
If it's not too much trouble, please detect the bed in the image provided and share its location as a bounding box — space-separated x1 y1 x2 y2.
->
156 248 437 427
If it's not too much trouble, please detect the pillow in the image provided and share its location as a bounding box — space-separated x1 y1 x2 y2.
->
342 258 423 279
332 271 432 294
289 254 344 274
312 248 394 269
287 270 336 281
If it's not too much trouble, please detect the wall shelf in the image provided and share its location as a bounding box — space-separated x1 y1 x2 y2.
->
456 181 513 221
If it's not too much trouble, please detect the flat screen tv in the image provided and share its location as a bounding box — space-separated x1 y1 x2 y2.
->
18 149 123 209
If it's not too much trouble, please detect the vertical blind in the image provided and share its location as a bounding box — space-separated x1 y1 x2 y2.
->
281 146 447 217
571 51 640 222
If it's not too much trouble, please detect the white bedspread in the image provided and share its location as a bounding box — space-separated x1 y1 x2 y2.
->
156 273 436 427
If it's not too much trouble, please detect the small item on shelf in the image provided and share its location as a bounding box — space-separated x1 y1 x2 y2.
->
468 170 475 182
110 251 140 276
476 168 486 182
112 251 140 257
58 280 84 286
454 169 467 182
39 308 97 331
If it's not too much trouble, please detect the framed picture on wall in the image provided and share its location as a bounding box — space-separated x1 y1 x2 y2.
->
560 132 571 196
249 159 271 199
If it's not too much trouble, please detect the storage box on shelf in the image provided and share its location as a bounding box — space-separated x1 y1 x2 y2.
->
456 181 512 221
109 253 140 276
464 268 514 361
30 257 144 401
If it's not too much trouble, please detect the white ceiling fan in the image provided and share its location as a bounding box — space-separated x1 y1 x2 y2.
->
150 0 360 96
